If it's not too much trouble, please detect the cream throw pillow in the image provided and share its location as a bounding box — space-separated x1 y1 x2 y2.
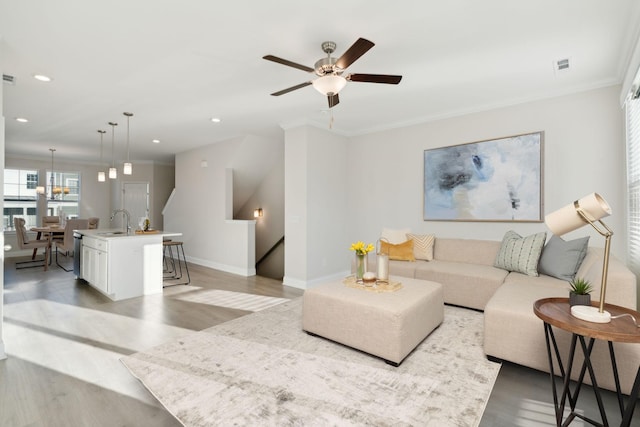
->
381 228 412 244
406 233 435 261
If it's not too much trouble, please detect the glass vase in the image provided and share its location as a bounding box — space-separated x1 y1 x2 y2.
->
355 253 368 282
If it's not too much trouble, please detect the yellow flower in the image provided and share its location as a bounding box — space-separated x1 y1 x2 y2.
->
350 241 374 255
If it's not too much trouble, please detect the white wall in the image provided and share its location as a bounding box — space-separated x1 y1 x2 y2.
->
153 163 175 230
284 126 349 288
109 161 174 230
164 136 272 276
0 40 6 359
236 157 285 278
347 85 626 259
281 85 627 289
283 127 308 287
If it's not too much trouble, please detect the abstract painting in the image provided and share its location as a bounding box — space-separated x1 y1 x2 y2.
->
424 132 543 222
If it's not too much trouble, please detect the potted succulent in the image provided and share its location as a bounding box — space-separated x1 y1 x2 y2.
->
569 278 593 307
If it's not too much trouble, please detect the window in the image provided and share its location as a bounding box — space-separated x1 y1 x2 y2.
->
3 168 39 230
26 173 38 189
46 171 81 219
3 168 82 230
626 94 640 276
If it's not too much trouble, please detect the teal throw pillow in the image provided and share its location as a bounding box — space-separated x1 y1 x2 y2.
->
494 230 547 276
538 235 590 281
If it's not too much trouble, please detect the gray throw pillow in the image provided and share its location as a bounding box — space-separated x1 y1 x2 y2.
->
494 230 547 276
538 235 590 281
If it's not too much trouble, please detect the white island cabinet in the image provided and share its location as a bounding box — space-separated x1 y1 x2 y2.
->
77 229 181 301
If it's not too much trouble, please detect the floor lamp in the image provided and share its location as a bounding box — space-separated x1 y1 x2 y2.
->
545 193 613 323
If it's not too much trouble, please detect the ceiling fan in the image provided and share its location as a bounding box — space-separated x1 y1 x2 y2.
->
263 38 402 108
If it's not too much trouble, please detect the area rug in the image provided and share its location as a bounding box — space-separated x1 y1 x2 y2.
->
121 298 501 426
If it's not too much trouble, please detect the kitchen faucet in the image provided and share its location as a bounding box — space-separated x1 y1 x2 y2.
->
110 209 131 234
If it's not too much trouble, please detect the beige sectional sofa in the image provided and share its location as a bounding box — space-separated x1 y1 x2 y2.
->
366 236 639 394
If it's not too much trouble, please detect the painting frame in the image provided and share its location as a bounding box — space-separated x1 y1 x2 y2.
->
423 131 544 222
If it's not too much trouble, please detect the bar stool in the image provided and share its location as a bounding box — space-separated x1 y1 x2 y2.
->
163 240 190 286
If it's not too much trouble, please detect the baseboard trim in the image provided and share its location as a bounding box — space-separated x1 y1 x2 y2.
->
186 256 256 277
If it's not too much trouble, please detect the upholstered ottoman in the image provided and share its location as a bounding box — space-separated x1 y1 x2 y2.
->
302 276 444 366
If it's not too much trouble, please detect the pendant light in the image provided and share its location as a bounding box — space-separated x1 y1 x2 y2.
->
123 112 133 175
97 130 106 182
49 148 60 200
108 122 118 179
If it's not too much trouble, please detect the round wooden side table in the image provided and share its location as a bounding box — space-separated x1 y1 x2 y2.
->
534 298 640 427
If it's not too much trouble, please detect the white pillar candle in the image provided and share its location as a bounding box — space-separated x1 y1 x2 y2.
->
377 254 389 281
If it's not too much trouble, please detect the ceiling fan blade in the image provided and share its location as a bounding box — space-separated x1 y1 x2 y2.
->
347 73 403 84
270 81 312 96
263 55 314 73
328 93 340 108
335 38 375 70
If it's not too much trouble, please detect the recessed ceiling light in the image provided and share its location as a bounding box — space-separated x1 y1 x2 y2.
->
152 139 160 144
15 117 29 123
33 74 52 82
211 117 221 123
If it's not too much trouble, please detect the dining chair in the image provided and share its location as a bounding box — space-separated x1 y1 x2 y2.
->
88 217 100 229
42 216 60 227
55 218 89 271
41 215 64 243
14 217 49 271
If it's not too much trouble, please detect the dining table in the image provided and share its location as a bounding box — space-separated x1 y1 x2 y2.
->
29 225 65 260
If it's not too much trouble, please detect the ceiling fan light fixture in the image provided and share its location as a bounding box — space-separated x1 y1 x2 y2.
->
312 75 347 96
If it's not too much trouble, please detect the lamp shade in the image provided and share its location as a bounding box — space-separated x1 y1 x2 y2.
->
312 75 347 95
545 193 611 236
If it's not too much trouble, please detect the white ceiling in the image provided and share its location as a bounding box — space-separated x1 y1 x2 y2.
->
2 0 640 164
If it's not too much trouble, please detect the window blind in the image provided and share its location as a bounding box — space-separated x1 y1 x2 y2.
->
626 94 640 275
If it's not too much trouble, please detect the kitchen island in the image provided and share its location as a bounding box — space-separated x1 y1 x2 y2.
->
76 229 181 301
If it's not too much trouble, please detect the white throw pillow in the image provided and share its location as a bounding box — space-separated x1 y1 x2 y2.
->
406 233 435 261
381 228 412 244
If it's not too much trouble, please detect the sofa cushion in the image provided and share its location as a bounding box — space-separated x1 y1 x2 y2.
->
484 276 640 394
538 235 590 282
388 259 422 278
494 230 547 276
433 238 502 266
381 228 412 244
381 239 415 261
414 260 509 310
406 233 435 261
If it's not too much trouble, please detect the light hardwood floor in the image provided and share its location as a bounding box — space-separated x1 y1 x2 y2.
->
1 256 638 426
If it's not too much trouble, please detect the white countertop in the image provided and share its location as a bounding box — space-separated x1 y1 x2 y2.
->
76 229 182 240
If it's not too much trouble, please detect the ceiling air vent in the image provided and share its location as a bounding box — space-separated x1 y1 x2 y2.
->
554 58 571 75
3 74 15 85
